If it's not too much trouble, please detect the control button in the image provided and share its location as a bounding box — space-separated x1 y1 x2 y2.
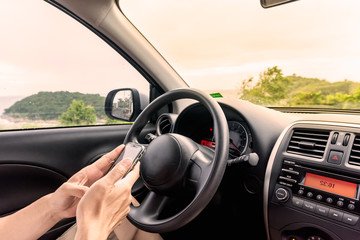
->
292 197 304 208
326 198 333 204
279 176 297 183
298 189 304 195
337 201 344 207
284 160 296 165
331 132 339 144
342 213 359 226
315 205 329 217
303 201 316 212
328 209 343 221
316 195 323 201
282 168 300 175
279 181 293 187
348 204 355 211
343 134 350 146
275 188 289 202
307 192 313 198
327 150 343 165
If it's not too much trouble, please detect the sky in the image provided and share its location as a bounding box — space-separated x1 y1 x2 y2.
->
1 0 360 98
0 1 147 97
121 0 360 90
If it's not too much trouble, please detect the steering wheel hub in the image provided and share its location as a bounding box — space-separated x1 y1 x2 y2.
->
141 134 190 194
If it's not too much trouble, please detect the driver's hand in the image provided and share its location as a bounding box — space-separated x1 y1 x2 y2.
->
75 158 140 240
48 145 126 220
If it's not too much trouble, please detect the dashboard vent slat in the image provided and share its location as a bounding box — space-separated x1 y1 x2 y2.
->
156 114 174 135
159 118 171 134
349 136 360 166
287 129 330 159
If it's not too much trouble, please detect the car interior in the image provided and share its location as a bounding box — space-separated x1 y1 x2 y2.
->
1 0 360 240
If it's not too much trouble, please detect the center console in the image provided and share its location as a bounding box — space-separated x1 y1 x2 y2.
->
264 121 360 240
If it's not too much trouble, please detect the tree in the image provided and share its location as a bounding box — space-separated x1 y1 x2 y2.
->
289 90 325 106
239 66 291 105
59 100 97 125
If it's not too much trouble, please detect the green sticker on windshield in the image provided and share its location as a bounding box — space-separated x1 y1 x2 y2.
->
210 93 223 98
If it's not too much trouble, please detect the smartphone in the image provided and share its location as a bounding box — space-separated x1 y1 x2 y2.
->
110 142 145 178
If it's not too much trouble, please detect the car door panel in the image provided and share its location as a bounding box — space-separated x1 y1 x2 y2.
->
0 124 154 176
0 126 129 178
0 164 67 216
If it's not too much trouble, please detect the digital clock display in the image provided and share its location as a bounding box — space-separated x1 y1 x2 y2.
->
304 173 358 199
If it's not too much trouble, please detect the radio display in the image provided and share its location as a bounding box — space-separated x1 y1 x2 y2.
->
304 173 358 199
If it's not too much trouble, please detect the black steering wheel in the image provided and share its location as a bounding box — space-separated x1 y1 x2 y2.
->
124 88 229 233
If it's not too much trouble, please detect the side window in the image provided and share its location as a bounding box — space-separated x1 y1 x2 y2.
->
0 2 149 130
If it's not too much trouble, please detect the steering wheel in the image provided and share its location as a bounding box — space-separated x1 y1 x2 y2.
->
124 88 229 233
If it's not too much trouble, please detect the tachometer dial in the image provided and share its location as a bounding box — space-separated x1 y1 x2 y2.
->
228 121 248 158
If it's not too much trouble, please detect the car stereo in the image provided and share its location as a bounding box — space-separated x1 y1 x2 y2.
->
274 159 360 226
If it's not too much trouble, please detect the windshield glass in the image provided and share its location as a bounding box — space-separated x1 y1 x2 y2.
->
121 0 360 110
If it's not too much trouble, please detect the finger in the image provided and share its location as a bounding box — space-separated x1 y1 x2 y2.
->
62 182 89 198
121 162 140 187
131 196 140 207
68 170 88 185
67 145 125 188
92 145 125 174
67 145 125 185
103 158 133 185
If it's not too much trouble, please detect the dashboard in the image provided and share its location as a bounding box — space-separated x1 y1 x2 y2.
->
153 98 295 240
155 98 360 240
158 103 253 159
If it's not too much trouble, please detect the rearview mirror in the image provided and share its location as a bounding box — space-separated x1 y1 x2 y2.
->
260 0 298 8
105 88 145 122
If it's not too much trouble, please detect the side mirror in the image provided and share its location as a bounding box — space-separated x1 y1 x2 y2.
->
105 88 147 122
260 0 298 8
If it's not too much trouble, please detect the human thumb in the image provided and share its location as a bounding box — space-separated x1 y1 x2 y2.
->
104 158 132 184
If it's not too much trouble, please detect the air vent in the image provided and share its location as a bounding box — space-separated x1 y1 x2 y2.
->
349 135 360 166
287 129 330 159
156 115 173 135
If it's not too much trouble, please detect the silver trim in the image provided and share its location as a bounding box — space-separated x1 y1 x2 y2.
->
263 120 360 240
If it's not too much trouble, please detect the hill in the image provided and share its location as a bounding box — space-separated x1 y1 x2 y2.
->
239 67 360 108
4 91 105 120
286 75 360 97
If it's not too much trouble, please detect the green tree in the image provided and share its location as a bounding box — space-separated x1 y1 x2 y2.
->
240 66 291 105
59 100 96 125
289 91 325 106
350 87 360 102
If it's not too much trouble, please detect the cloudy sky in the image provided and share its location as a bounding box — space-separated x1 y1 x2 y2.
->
1 0 360 97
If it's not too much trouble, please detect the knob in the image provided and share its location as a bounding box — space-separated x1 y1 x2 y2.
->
275 188 289 202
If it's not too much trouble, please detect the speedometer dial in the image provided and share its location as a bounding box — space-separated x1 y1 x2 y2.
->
228 121 248 158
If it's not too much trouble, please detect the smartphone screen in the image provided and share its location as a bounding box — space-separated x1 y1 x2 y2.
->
109 142 145 178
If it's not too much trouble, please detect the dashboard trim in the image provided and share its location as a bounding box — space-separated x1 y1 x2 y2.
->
263 120 360 240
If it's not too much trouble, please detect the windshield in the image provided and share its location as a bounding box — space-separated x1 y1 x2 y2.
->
121 0 360 110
